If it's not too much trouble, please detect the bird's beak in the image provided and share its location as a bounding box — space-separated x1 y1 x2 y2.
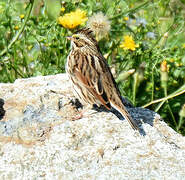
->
66 36 72 41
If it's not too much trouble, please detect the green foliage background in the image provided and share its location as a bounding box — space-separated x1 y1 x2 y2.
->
0 0 185 134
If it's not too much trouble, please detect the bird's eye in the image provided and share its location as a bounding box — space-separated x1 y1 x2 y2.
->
75 37 80 40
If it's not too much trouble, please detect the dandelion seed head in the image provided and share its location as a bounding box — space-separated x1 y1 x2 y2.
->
87 12 111 40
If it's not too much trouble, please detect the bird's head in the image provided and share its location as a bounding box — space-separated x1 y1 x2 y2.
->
67 28 98 50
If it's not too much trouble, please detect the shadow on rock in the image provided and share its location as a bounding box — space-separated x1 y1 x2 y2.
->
0 98 5 120
92 96 160 136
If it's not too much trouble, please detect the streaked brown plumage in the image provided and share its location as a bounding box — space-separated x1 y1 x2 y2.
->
66 28 139 130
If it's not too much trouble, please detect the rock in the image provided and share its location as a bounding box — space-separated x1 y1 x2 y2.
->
0 73 185 179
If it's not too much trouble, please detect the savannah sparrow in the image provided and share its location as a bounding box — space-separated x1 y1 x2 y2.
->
66 28 139 130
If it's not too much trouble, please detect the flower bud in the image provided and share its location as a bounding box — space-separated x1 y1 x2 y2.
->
116 69 135 83
160 32 168 47
160 60 167 72
137 62 145 82
164 32 168 38
160 60 168 88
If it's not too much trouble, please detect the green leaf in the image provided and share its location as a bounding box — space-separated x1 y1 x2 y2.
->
44 0 61 20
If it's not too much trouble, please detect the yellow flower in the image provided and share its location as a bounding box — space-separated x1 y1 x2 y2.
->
27 45 33 50
124 17 129 21
120 35 139 51
58 9 87 29
130 3 134 8
175 62 182 67
14 25 19 30
155 87 160 91
170 58 174 62
60 7 65 12
20 14 25 19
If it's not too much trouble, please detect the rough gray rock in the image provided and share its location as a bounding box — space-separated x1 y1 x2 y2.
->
0 73 185 179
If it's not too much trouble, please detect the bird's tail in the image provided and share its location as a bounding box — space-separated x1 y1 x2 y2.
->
111 101 139 131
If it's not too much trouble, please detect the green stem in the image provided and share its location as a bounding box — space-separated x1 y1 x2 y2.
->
133 73 138 106
142 85 185 108
164 85 177 128
177 116 184 131
110 1 150 20
125 25 136 37
0 0 34 57
155 100 165 112
151 69 154 101
4 64 13 82
151 59 160 102
162 0 171 16
9 63 25 78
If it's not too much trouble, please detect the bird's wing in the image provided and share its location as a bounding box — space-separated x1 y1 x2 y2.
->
73 53 111 109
